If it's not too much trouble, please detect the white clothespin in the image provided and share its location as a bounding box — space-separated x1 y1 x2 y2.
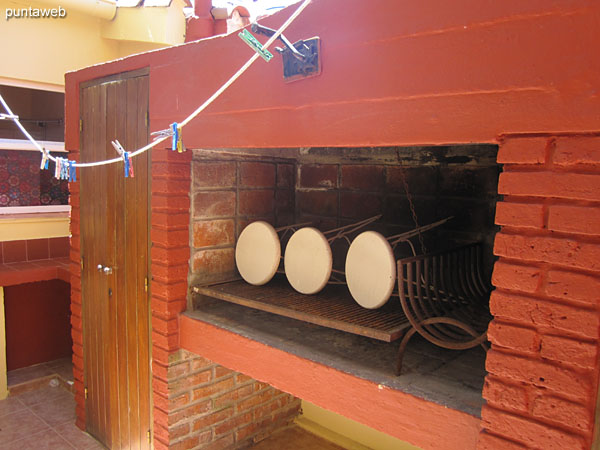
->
112 140 133 178
0 113 18 121
54 157 61 179
111 140 125 157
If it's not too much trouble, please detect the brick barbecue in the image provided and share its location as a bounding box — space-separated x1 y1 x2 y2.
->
65 1 600 449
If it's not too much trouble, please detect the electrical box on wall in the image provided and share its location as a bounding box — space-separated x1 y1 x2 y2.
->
281 36 321 82
250 23 321 83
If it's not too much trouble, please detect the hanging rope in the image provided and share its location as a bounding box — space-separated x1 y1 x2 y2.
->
0 0 311 171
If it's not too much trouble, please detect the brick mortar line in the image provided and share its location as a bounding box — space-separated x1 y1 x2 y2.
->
152 224 190 231
150 242 190 251
490 318 599 342
150 261 190 270
150 192 192 199
495 229 600 246
500 164 600 174
487 346 597 378
481 403 591 441
166 368 225 394
169 401 299 446
192 244 235 252
493 257 600 279
165 388 274 429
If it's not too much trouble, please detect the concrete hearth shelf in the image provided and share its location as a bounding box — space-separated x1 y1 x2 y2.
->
187 295 486 418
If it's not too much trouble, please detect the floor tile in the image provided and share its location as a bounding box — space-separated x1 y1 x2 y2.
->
0 396 26 417
7 364 55 387
0 408 50 445
0 428 74 450
17 385 73 407
44 357 72 370
54 422 106 450
29 393 76 427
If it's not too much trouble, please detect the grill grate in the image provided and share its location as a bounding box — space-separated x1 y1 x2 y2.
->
193 276 410 342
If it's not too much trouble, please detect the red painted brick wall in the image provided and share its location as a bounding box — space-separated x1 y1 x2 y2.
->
151 148 193 447
190 152 295 286
158 150 301 449
68 150 84 429
479 134 600 450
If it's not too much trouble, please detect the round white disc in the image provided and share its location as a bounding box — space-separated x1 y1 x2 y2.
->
345 231 396 309
284 227 332 295
235 221 281 285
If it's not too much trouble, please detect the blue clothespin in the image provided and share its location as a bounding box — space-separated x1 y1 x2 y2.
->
123 152 129 178
111 140 134 178
171 122 178 151
124 152 132 178
40 149 49 170
68 160 76 182
171 122 184 153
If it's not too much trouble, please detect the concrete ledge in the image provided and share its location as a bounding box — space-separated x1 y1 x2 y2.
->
180 313 481 450
0 258 70 286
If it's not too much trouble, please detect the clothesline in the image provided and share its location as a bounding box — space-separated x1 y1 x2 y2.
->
0 0 311 172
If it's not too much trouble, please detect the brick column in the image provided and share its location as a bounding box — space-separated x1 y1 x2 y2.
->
68 150 86 430
150 148 193 449
478 135 600 450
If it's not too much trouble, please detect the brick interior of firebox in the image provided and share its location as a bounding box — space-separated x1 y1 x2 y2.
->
190 145 500 417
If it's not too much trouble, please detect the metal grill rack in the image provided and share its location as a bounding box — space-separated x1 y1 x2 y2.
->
193 243 492 375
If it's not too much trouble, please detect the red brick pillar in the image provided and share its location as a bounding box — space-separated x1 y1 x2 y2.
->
478 135 600 449
68 151 85 429
150 148 192 449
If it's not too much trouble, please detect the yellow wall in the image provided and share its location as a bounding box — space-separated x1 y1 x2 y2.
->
0 214 70 242
298 400 421 450
1 2 119 89
0 0 186 89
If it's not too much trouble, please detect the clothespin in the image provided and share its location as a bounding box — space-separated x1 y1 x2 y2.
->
62 158 69 180
238 29 274 62
60 158 67 180
68 160 76 182
111 139 125 157
124 152 134 178
54 157 61 179
111 140 134 178
151 127 174 141
171 122 185 153
0 113 18 121
40 148 49 170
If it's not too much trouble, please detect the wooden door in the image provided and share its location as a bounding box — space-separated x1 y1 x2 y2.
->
80 70 151 449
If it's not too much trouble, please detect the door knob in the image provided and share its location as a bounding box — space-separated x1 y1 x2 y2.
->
96 264 113 275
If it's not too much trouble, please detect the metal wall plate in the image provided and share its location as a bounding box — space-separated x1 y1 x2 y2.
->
281 37 321 83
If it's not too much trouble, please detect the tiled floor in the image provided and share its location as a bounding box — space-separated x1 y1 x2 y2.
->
0 384 104 449
7 357 74 393
3 360 343 450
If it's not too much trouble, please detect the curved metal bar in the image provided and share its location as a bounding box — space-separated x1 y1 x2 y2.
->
396 242 492 367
